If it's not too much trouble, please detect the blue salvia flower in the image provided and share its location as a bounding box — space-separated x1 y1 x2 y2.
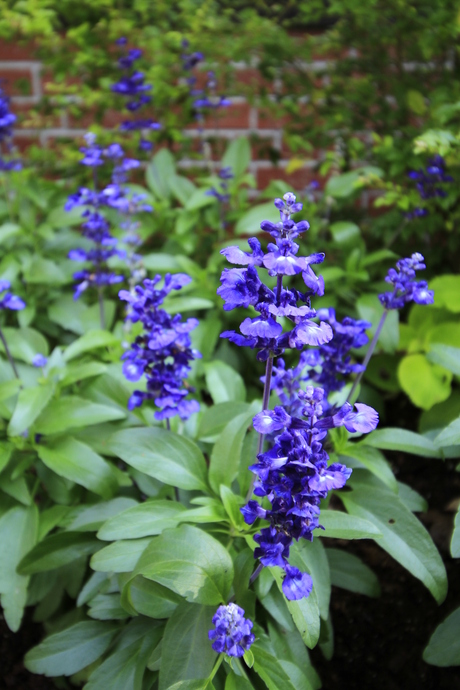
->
66 134 127 300
112 39 161 150
218 192 332 361
32 354 47 368
379 253 434 310
208 604 255 657
0 280 25 311
0 85 21 172
119 274 201 420
243 386 378 600
405 155 453 219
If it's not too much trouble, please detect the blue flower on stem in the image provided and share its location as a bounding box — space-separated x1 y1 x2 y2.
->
242 386 378 600
0 85 21 172
112 40 161 150
119 274 201 420
208 604 255 657
0 279 25 379
405 155 453 219
347 252 434 402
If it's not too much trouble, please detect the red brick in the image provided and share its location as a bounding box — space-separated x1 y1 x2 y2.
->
257 165 322 191
257 106 290 130
0 69 33 96
0 40 38 60
183 101 251 130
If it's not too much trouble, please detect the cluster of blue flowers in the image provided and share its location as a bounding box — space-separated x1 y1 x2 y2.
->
218 192 331 361
243 388 378 600
0 280 25 311
405 155 453 219
208 604 255 657
0 85 21 172
379 253 434 310
119 274 201 420
112 38 160 151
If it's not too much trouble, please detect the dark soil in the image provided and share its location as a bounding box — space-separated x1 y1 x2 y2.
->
1 452 460 689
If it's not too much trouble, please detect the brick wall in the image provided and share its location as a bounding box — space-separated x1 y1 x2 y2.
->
0 39 329 192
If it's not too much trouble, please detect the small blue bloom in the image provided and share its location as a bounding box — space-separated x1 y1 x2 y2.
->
282 565 313 601
379 253 434 309
32 354 47 368
208 603 255 657
0 281 25 311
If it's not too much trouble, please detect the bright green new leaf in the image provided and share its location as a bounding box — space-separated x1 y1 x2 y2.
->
198 402 250 441
135 525 234 605
341 484 447 603
427 344 460 376
222 137 251 177
356 294 399 353
108 427 209 492
0 327 49 363
159 602 217 690
423 607 460 666
24 621 120 676
398 354 452 410
235 202 279 236
63 330 119 361
428 275 460 313
37 437 118 498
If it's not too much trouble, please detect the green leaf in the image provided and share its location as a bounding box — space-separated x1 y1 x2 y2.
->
0 505 38 631
34 397 125 434
63 330 119 361
24 621 120 676
18 532 100 574
67 498 138 532
341 443 398 492
49 297 116 335
362 428 441 458
204 361 246 404
235 202 279 236
397 481 428 513
252 645 299 690
222 137 251 177
451 505 460 558
313 509 382 540
171 175 197 205
108 427 209 493
209 404 257 493
122 576 182 619
341 480 447 603
407 89 427 114
0 327 49 363
329 221 360 245
91 538 153 573
356 294 399 353
86 622 162 689
7 381 55 436
61 362 107 387
398 354 452 410
135 524 234 605
98 500 187 540
326 548 380 597
159 602 217 690
47 203 85 228
142 253 182 273
37 437 118 499
185 188 216 211
0 379 21 402
220 485 245 530
423 607 460 666
146 149 176 199
434 416 460 448
428 275 460 313
269 568 320 649
290 539 331 620
88 593 130 621
427 344 460 376
163 296 214 314
24 256 67 285
198 402 250 441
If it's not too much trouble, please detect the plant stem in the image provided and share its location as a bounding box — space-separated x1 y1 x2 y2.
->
245 354 274 502
98 288 106 330
249 562 264 585
0 326 20 379
347 309 388 404
208 654 224 684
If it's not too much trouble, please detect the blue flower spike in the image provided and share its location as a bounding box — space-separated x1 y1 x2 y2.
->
208 604 255 658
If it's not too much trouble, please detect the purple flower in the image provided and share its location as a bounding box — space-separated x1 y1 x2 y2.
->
0 281 25 311
282 565 313 601
0 85 22 171
208 604 255 657
32 354 47 368
120 274 201 421
379 253 434 309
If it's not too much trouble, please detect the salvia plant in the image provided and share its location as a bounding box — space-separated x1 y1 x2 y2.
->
0 34 458 689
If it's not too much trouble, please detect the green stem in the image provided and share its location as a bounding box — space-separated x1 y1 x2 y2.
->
98 288 105 330
0 325 20 379
347 309 388 404
245 354 274 502
208 654 224 684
